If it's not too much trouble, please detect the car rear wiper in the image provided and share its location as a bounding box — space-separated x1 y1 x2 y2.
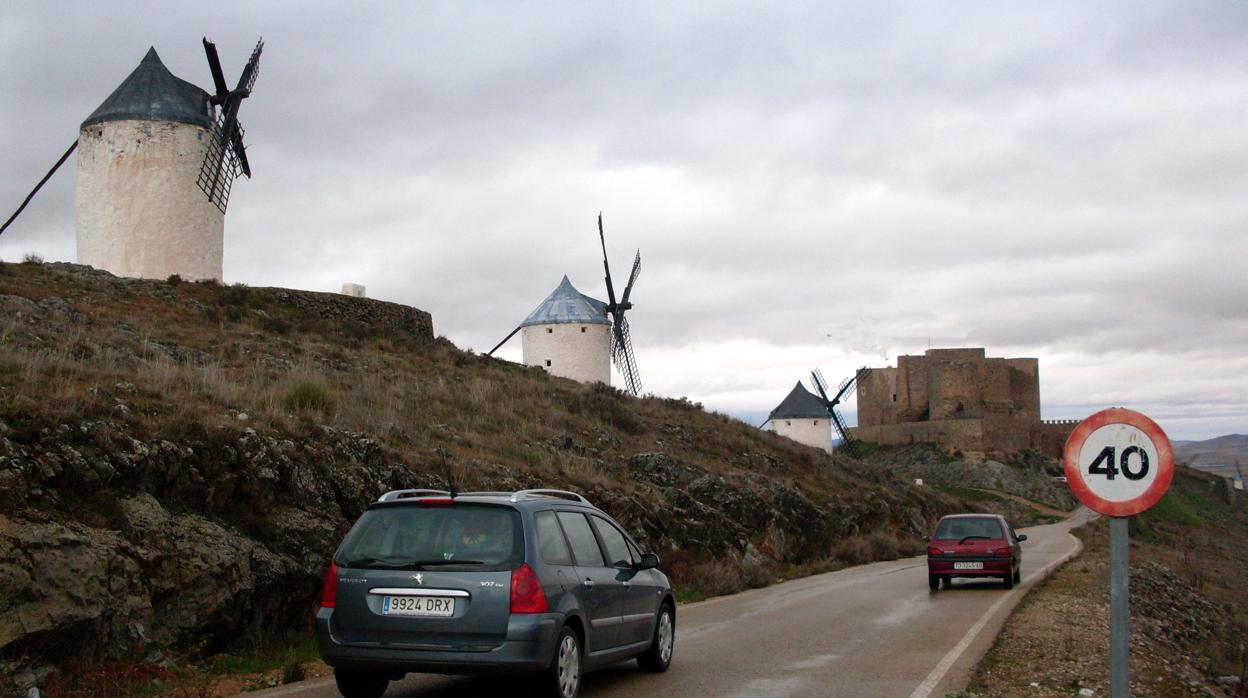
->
957 535 991 544
406 559 487 568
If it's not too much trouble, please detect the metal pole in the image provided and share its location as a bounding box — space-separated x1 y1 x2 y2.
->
1110 516 1130 698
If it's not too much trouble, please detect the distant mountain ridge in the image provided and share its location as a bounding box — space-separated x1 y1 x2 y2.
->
1174 434 1248 466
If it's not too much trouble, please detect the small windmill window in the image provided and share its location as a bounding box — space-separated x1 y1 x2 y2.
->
580 327 586 333
813 420 819 426
785 420 792 427
546 328 553 334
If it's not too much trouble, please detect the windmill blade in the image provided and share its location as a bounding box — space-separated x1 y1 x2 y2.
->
598 213 618 308
619 250 641 306
237 39 264 95
202 38 230 98
834 366 867 402
811 368 831 402
610 315 642 396
231 127 251 177
487 325 522 357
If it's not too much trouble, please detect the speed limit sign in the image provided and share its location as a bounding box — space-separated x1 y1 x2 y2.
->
1063 407 1174 517
1063 407 1174 698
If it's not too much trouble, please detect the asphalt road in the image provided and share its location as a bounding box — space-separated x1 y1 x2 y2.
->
255 508 1092 698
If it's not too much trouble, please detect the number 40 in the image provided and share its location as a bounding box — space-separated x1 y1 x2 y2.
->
1088 446 1150 481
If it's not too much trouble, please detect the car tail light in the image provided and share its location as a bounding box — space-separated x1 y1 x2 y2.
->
420 498 455 506
994 547 1013 557
510 563 549 614
321 561 339 608
927 546 943 556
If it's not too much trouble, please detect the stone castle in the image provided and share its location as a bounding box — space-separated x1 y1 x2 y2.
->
850 348 1075 460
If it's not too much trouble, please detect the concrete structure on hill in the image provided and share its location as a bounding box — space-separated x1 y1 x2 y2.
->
763 382 834 453
851 348 1075 460
341 283 366 298
75 48 223 281
520 276 612 386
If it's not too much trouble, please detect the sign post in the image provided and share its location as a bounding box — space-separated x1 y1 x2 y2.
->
1063 407 1174 698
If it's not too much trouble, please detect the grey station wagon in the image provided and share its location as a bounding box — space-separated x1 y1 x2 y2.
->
316 489 675 698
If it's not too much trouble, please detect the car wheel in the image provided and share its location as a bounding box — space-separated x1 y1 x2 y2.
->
638 603 675 672
941 575 951 588
334 669 388 698
1013 568 1021 584
928 574 939 591
1002 572 1014 590
544 625 582 698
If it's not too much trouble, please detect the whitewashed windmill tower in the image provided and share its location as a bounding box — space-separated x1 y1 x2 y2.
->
74 39 262 281
762 382 834 453
489 215 644 395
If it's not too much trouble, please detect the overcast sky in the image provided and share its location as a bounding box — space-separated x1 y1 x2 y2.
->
2 1 1246 440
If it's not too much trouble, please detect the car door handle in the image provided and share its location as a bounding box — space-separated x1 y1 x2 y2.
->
622 581 631 588
583 579 594 589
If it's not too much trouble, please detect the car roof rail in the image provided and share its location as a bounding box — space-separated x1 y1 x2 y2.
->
455 491 514 498
510 489 591 505
377 489 451 503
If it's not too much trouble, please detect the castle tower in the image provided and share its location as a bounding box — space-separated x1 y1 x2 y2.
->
75 48 224 281
763 382 834 453
520 276 612 386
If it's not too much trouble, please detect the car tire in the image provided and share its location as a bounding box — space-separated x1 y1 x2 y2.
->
1013 567 1021 584
638 603 675 672
1002 572 1014 590
928 574 939 591
334 669 388 698
543 625 582 698
941 575 951 588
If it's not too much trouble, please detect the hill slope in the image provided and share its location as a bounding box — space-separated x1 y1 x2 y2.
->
1 261 983 687
1175 434 1248 466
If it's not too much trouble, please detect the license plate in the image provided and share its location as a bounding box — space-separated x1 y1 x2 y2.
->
382 595 455 617
953 562 984 570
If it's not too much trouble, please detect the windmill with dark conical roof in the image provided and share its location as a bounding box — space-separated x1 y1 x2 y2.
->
72 39 262 281
762 382 834 453
488 214 643 394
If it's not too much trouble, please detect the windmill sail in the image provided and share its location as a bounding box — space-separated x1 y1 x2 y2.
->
197 38 263 213
811 367 867 445
598 214 643 396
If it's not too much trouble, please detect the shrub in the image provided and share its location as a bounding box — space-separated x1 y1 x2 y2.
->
22 253 43 264
166 274 183 285
867 531 901 561
281 378 336 415
832 536 872 566
280 661 306 684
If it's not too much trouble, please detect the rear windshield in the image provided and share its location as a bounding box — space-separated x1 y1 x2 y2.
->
336 504 522 571
934 517 1004 541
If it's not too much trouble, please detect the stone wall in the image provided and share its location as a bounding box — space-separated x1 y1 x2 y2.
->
76 119 224 282
266 287 434 340
851 419 987 460
1031 419 1080 457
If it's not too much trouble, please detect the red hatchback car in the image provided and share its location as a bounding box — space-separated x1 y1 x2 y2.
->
926 514 1026 590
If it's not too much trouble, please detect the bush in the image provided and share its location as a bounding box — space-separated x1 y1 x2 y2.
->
22 253 43 264
166 274 183 285
280 661 306 684
281 379 336 415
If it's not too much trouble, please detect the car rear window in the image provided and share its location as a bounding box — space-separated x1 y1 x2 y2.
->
535 511 574 566
336 503 522 571
557 512 606 567
934 517 1005 540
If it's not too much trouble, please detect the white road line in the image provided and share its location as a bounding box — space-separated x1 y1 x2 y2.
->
906 529 1085 698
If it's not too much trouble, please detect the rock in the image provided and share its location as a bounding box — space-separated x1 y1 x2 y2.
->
1078 689 1095 697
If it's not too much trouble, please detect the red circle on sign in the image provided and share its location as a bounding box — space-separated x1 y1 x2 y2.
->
1063 407 1174 517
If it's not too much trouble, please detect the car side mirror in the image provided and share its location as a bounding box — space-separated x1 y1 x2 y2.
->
1016 534 1028 542
638 553 660 570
